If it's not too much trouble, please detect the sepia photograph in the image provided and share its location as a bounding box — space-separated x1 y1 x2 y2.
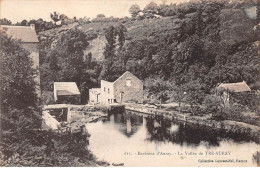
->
0 0 259 167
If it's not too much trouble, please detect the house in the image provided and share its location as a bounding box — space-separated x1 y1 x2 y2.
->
216 81 251 106
0 24 40 97
54 82 81 104
90 71 143 105
89 88 101 104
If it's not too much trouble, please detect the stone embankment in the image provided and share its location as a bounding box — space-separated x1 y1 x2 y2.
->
125 104 260 141
42 104 108 132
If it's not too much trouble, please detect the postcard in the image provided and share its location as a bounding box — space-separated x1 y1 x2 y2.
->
0 0 259 167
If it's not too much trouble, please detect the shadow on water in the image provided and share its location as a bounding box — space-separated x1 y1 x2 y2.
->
104 110 258 148
107 112 144 137
145 114 259 147
145 115 222 147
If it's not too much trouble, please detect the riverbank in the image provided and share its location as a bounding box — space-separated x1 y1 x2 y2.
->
125 103 260 142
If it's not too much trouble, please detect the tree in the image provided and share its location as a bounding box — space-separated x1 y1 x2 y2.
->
54 28 89 81
97 14 106 18
59 14 70 24
60 14 69 21
143 1 158 17
129 4 141 17
21 19 28 26
116 24 127 50
104 26 117 59
203 94 222 115
50 11 60 25
0 31 37 112
157 3 177 17
182 80 206 115
144 77 175 104
196 4 203 37
168 86 185 112
0 18 12 25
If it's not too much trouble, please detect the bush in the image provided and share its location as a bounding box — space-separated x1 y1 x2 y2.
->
41 91 55 105
180 104 191 113
0 127 97 166
231 92 260 112
212 105 259 126
213 106 242 121
203 94 221 114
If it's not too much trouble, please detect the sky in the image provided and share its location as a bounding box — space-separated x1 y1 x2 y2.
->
0 0 189 23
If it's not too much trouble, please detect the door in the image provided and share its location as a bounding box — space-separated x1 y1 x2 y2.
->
97 94 99 103
120 92 124 103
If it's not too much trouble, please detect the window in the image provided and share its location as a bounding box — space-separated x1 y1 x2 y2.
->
108 88 110 94
108 99 113 104
126 80 131 86
104 87 106 92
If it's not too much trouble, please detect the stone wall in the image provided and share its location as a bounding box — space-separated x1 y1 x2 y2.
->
113 72 143 104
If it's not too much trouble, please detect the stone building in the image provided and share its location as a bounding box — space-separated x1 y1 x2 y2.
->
90 71 143 105
54 82 81 104
216 81 251 106
1 24 40 97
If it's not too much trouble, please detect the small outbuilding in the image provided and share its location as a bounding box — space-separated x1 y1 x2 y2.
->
216 81 251 106
54 82 81 104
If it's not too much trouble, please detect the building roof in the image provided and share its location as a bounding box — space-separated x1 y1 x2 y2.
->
114 71 142 84
216 81 251 93
54 82 80 96
100 71 143 85
0 25 39 43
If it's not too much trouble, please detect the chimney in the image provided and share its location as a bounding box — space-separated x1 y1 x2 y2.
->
30 24 35 30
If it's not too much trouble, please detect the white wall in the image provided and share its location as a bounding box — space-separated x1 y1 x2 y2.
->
100 80 114 105
89 88 101 104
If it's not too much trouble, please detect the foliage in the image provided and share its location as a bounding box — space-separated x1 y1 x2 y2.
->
0 31 38 111
182 80 206 115
203 94 222 114
0 30 104 166
0 120 98 166
41 91 55 105
211 103 259 126
143 1 159 17
21 20 28 26
50 11 61 24
100 24 127 81
144 76 174 103
129 4 141 17
36 0 260 117
40 28 101 104
230 92 260 111
27 18 56 33
0 18 12 25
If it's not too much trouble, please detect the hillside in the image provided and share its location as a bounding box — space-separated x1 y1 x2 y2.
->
38 14 197 62
39 0 260 109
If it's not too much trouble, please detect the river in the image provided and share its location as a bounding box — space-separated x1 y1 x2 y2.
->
85 110 259 166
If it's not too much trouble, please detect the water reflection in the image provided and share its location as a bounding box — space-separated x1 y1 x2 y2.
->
145 115 258 147
107 111 257 147
86 110 259 166
108 112 144 137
